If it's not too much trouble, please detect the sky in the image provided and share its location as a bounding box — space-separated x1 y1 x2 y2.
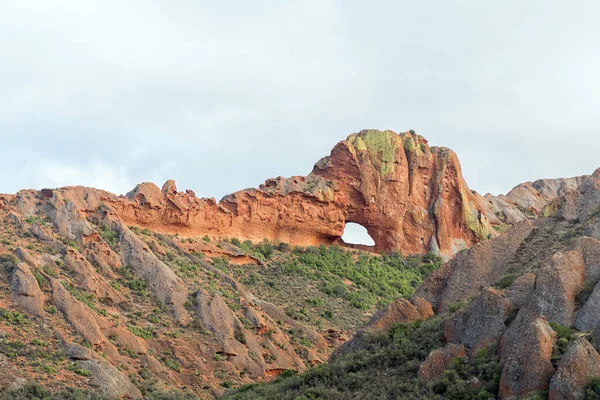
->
2 1 600 243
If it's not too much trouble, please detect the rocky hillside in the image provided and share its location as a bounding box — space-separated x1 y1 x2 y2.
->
0 168 441 397
227 168 600 399
0 129 596 399
478 175 587 226
415 168 600 399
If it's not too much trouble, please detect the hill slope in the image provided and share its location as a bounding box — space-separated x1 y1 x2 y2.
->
0 181 441 398
0 129 595 399
225 169 600 399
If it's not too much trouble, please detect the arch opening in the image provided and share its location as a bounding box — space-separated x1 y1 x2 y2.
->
341 222 375 247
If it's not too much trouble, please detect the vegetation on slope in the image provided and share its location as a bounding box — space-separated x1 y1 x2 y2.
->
223 314 502 400
220 241 441 331
0 202 443 399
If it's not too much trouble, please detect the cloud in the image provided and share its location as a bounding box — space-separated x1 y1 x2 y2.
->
1 1 600 199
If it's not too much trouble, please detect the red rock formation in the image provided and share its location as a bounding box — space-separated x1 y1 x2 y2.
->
73 130 494 259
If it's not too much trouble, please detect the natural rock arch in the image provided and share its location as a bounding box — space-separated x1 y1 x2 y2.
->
105 130 493 258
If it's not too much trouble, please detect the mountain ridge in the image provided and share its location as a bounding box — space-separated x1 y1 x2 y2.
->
0 129 597 399
4 129 575 260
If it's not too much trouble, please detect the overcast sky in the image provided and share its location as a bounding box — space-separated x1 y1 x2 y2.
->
2 1 600 206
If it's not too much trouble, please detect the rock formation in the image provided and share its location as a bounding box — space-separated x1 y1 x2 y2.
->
37 130 494 259
7 129 579 261
414 168 600 399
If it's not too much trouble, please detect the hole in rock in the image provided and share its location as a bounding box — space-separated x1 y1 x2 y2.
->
341 222 375 246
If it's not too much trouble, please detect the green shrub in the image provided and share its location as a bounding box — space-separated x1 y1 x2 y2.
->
256 241 274 259
277 242 290 252
119 267 148 296
43 265 59 278
62 239 81 251
550 322 576 366
586 377 600 399
497 273 519 289
66 362 93 377
321 310 334 320
128 324 156 340
0 308 25 325
162 357 182 372
0 383 104 399
347 291 377 310
323 282 348 298
45 305 58 314
307 298 324 307
100 226 119 248
524 391 548 400
33 269 48 288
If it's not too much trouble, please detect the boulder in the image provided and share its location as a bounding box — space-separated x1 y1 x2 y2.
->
51 279 106 345
110 218 191 325
445 287 510 354
499 316 557 399
418 343 466 382
367 298 422 332
549 338 600 400
10 263 45 317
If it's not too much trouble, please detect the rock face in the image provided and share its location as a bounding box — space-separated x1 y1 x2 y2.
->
101 130 495 258
549 338 600 400
415 169 600 399
310 131 494 257
477 175 587 225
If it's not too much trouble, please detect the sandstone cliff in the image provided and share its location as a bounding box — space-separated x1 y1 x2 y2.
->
70 130 495 259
